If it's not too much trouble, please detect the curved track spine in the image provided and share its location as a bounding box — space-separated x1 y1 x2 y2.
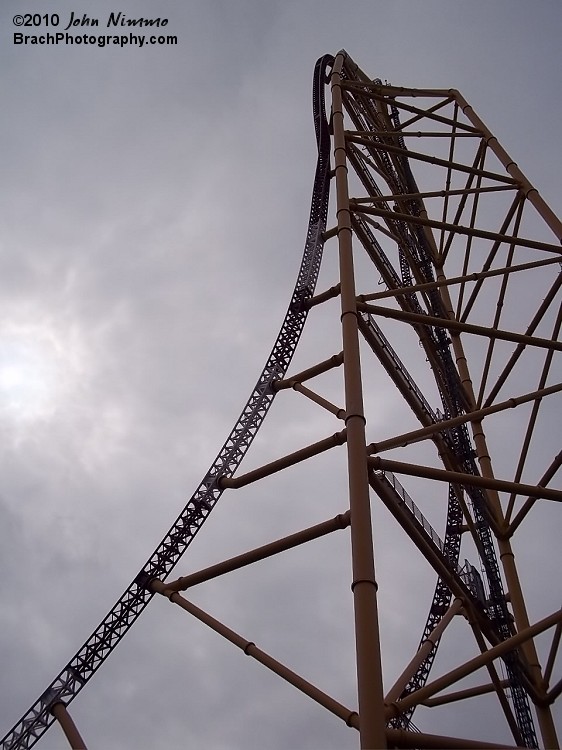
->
0 55 335 750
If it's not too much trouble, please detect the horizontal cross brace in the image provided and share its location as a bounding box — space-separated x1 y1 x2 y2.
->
163 511 350 591
220 430 347 489
359 255 561 304
346 133 516 185
357 302 562 352
275 352 343 390
368 381 562 456
351 203 562 255
369 457 562 503
352 183 516 204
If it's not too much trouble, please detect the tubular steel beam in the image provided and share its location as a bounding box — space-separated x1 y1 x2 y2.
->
544 621 562 687
348 130 482 140
454 195 522 323
333 50 387 750
359 255 561 304
394 97 462 132
150 581 360 731
343 86 474 132
292 382 346 419
322 225 339 241
369 457 562 503
303 282 341 309
367 381 562 458
451 89 562 243
49 703 87 750
465 615 526 745
346 134 517 185
387 609 562 719
358 212 403 243
341 81 456 98
508 450 562 535
432 226 560 748
385 599 463 705
274 352 343 390
163 511 351 592
357 302 562 352
384 727 524 750
353 183 516 205
483 273 562 407
219 430 346 489
547 679 562 704
351 204 562 255
386 729 525 750
438 140 500 269
504 304 562 522
422 679 511 708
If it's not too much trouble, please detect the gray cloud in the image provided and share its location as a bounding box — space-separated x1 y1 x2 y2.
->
1 1 561 748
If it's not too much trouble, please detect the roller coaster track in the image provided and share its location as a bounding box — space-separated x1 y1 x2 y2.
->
0 55 335 750
4 51 560 749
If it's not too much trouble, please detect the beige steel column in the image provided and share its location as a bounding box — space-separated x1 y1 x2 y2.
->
332 52 387 750
451 90 562 244
50 702 87 750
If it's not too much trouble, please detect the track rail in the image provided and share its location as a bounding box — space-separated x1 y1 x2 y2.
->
0 55 335 750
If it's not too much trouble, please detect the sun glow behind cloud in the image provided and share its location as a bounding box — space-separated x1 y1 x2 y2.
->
0 321 85 423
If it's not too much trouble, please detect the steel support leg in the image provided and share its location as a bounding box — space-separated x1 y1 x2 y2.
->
332 51 387 750
50 702 87 750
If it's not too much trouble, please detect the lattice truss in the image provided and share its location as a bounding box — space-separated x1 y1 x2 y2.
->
2 51 561 750
333 53 562 749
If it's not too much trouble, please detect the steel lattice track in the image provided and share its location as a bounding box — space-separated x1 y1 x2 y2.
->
0 55 335 750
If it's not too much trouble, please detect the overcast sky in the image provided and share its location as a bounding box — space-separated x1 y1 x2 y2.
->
1 2 561 749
